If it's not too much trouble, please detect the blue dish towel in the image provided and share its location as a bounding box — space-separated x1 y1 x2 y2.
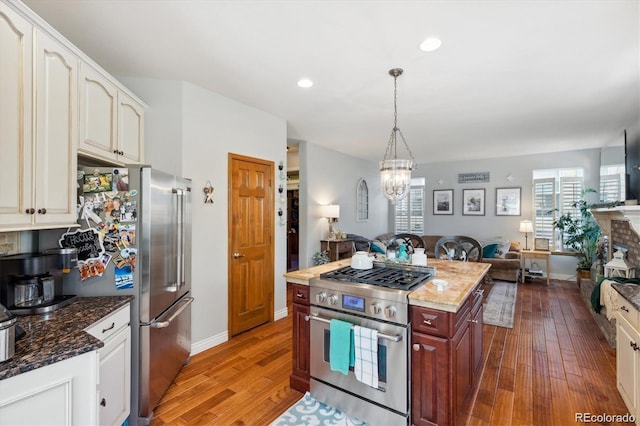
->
330 319 354 375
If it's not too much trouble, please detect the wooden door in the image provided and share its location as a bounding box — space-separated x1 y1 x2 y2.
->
228 154 274 336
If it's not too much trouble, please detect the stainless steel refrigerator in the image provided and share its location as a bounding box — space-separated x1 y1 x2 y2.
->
60 165 193 425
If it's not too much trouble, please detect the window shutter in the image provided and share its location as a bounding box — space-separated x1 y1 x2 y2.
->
560 177 583 219
533 178 556 241
600 174 622 202
394 186 424 234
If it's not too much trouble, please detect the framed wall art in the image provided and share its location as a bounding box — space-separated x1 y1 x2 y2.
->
462 188 485 216
535 238 550 251
433 189 454 215
495 187 521 216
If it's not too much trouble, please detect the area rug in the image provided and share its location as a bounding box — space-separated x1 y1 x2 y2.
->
271 392 368 425
483 280 518 328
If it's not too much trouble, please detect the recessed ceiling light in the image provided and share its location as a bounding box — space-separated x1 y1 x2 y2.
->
297 79 313 88
419 37 442 52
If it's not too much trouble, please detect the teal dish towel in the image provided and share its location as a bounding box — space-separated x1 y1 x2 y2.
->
330 319 353 375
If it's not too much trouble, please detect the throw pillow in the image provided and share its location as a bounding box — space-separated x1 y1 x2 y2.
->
494 240 512 258
371 240 387 254
482 243 499 259
509 240 521 252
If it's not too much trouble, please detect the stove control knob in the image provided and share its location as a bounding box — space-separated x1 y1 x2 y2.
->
328 294 338 305
316 292 327 304
370 303 382 315
384 305 396 318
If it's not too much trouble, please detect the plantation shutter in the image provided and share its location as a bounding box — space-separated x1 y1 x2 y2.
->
560 177 583 219
600 174 622 202
533 178 556 240
394 186 424 234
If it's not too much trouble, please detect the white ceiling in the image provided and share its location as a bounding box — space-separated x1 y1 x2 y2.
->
22 0 640 165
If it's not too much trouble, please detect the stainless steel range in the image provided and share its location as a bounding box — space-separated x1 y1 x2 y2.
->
308 262 435 425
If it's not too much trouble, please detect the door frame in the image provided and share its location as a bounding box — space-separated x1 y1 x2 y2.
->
227 153 275 335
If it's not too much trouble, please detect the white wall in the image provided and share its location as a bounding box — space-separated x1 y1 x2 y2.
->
122 78 287 353
298 141 389 269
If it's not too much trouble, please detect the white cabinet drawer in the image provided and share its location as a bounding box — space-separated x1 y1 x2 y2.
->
616 291 639 330
85 304 131 341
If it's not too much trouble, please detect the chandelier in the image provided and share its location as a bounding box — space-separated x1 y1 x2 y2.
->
379 68 415 204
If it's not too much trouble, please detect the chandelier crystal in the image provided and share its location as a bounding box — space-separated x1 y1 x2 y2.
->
379 68 415 205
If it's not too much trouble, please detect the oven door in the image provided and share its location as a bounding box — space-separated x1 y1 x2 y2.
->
308 306 408 415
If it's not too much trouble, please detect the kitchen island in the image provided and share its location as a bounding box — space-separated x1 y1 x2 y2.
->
284 259 490 425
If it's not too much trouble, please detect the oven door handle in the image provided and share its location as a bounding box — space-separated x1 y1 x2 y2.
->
305 313 403 342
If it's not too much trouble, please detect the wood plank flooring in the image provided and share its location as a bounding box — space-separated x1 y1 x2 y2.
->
149 279 629 425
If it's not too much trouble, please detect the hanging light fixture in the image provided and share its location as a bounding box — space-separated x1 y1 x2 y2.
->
380 68 416 204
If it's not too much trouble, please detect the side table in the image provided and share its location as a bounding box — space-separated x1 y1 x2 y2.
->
520 249 550 286
320 239 354 261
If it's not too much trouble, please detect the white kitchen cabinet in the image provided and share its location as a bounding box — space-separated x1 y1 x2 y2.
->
0 2 78 231
79 63 145 165
616 291 640 424
0 351 98 425
86 303 131 426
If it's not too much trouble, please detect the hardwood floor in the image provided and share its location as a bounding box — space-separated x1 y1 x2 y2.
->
150 279 629 425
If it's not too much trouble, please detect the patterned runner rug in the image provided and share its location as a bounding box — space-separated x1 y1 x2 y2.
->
483 280 518 328
271 392 368 425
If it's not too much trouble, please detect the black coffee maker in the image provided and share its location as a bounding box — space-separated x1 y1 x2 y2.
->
0 249 77 315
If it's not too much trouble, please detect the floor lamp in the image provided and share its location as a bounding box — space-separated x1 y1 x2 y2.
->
519 220 533 250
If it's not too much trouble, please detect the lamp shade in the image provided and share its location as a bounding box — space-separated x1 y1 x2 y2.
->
320 204 340 219
519 220 533 233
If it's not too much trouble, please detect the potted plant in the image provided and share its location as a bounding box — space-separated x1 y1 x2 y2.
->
552 188 602 285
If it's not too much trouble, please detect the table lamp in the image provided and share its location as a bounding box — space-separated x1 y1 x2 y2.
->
320 204 340 240
519 220 533 250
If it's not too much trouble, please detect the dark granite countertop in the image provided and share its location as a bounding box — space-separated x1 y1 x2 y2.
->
0 296 133 380
612 283 640 312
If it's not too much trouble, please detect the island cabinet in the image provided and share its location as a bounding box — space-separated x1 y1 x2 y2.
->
411 283 483 426
290 283 311 392
615 290 639 421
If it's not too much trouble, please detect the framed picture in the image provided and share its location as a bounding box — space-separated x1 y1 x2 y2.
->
433 189 454 215
535 238 550 251
462 189 485 216
495 187 521 216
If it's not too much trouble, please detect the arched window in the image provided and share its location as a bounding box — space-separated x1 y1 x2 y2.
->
356 178 369 221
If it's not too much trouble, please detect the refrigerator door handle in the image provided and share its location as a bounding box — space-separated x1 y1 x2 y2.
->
143 296 194 328
172 187 186 291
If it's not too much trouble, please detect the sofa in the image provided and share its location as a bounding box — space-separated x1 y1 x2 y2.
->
373 233 521 284
420 235 519 282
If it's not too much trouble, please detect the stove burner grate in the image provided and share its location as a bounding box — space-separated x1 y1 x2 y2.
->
320 264 434 290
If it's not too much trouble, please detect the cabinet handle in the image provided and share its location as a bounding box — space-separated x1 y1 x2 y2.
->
296 292 304 298
25 208 35 214
631 342 640 351
475 289 485 296
468 319 479 323
621 306 629 313
423 319 432 325
102 322 115 333
233 253 245 258
113 149 119 154
100 398 107 407
37 208 46 214
413 344 420 352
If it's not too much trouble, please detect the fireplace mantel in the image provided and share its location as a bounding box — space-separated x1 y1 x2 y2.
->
591 206 640 247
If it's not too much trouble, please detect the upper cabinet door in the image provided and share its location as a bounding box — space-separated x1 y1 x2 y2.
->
0 4 33 228
33 29 78 226
118 91 145 164
79 63 118 161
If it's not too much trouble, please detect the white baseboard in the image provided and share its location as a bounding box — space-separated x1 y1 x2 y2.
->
190 307 289 355
549 273 576 281
274 306 289 321
191 331 228 355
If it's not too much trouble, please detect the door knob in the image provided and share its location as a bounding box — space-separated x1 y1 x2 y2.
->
233 253 245 258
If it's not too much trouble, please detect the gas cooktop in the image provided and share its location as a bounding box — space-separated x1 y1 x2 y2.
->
319 263 435 291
